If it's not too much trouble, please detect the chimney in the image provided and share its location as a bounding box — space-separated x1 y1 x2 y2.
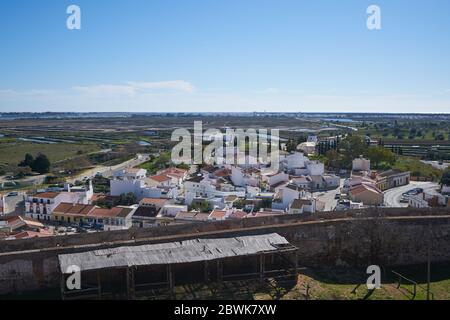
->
64 183 71 192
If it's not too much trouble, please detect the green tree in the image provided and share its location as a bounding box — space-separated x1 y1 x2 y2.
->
31 153 51 174
116 192 137 206
286 139 298 153
340 135 367 168
325 149 341 169
176 162 190 170
366 146 396 169
19 153 34 167
190 201 212 213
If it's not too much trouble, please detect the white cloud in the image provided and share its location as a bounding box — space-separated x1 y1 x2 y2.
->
72 80 195 96
72 84 136 96
127 80 195 93
1 85 450 113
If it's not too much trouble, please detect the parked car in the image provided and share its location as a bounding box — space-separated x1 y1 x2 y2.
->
400 196 410 203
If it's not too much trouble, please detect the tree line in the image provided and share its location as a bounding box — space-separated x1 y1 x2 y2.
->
18 153 51 174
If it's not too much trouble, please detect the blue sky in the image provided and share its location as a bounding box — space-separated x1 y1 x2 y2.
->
0 0 449 113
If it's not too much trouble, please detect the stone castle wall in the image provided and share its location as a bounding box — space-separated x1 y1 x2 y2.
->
1 207 450 295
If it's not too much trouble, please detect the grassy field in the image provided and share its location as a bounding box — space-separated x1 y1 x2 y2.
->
0 139 100 165
261 264 450 300
393 156 443 181
163 264 450 300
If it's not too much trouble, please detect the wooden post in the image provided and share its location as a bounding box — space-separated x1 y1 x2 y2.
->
130 267 135 299
126 267 135 299
217 260 223 283
167 265 174 297
60 273 65 301
204 261 209 283
259 254 265 285
294 250 298 275
97 271 102 300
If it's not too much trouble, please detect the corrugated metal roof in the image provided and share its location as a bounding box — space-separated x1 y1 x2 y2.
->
58 233 291 273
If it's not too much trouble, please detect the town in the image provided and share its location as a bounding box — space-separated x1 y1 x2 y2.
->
1 130 448 240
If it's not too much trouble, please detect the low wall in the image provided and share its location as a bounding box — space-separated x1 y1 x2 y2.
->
1 207 450 295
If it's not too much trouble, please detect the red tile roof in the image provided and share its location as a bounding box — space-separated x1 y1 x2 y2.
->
33 192 60 199
88 207 133 218
149 174 171 182
53 203 95 216
350 184 382 195
208 209 227 220
158 167 187 179
9 230 53 239
228 210 247 219
140 198 169 207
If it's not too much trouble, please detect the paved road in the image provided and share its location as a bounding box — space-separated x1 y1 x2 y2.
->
312 179 345 211
1 154 151 189
383 181 440 207
67 153 151 183
421 160 450 170
0 174 47 188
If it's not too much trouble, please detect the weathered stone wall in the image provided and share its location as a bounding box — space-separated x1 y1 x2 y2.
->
1 207 450 295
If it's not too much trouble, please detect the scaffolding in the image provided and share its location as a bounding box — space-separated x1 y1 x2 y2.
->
59 233 298 300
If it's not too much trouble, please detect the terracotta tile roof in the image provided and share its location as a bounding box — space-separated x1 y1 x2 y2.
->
213 168 231 177
149 174 171 182
88 207 133 218
228 210 247 219
90 193 106 202
350 184 382 195
68 204 95 215
9 230 53 239
208 209 227 220
33 192 60 199
139 198 169 207
53 203 75 213
6 216 45 229
53 203 95 216
159 167 187 179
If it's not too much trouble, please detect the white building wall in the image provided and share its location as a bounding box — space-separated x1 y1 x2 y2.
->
268 173 289 187
110 179 145 197
306 161 325 176
281 187 301 209
286 153 306 169
231 167 245 187
352 158 371 172
161 205 188 217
